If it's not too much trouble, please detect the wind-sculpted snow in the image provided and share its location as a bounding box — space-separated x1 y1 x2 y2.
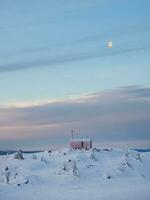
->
0 148 150 200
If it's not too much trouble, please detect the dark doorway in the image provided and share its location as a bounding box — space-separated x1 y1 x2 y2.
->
81 141 84 148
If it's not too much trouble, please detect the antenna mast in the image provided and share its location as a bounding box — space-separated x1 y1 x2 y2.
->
71 129 74 139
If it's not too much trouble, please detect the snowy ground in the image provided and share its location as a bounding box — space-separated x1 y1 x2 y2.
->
0 148 150 200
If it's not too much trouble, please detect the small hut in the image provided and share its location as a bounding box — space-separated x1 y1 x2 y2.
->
70 138 92 150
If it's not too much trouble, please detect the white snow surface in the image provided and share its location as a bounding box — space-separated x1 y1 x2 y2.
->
0 148 150 200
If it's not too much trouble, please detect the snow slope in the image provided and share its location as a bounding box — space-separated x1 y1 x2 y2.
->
0 148 150 200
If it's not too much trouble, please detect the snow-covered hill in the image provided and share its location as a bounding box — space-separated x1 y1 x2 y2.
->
0 148 150 200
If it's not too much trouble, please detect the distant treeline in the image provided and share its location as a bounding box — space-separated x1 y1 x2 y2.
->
132 149 150 153
0 150 43 155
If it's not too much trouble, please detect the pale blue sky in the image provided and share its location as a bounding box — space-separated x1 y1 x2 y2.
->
0 0 150 105
0 0 150 149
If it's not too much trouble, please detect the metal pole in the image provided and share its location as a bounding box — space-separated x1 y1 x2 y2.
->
71 130 74 139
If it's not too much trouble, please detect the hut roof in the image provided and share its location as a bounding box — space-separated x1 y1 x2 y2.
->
70 138 91 142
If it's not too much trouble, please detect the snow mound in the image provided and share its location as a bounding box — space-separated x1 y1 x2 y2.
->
0 148 150 200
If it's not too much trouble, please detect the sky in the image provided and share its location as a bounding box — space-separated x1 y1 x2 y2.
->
0 0 150 149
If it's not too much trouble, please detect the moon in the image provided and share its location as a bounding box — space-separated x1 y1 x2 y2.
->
107 41 112 48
